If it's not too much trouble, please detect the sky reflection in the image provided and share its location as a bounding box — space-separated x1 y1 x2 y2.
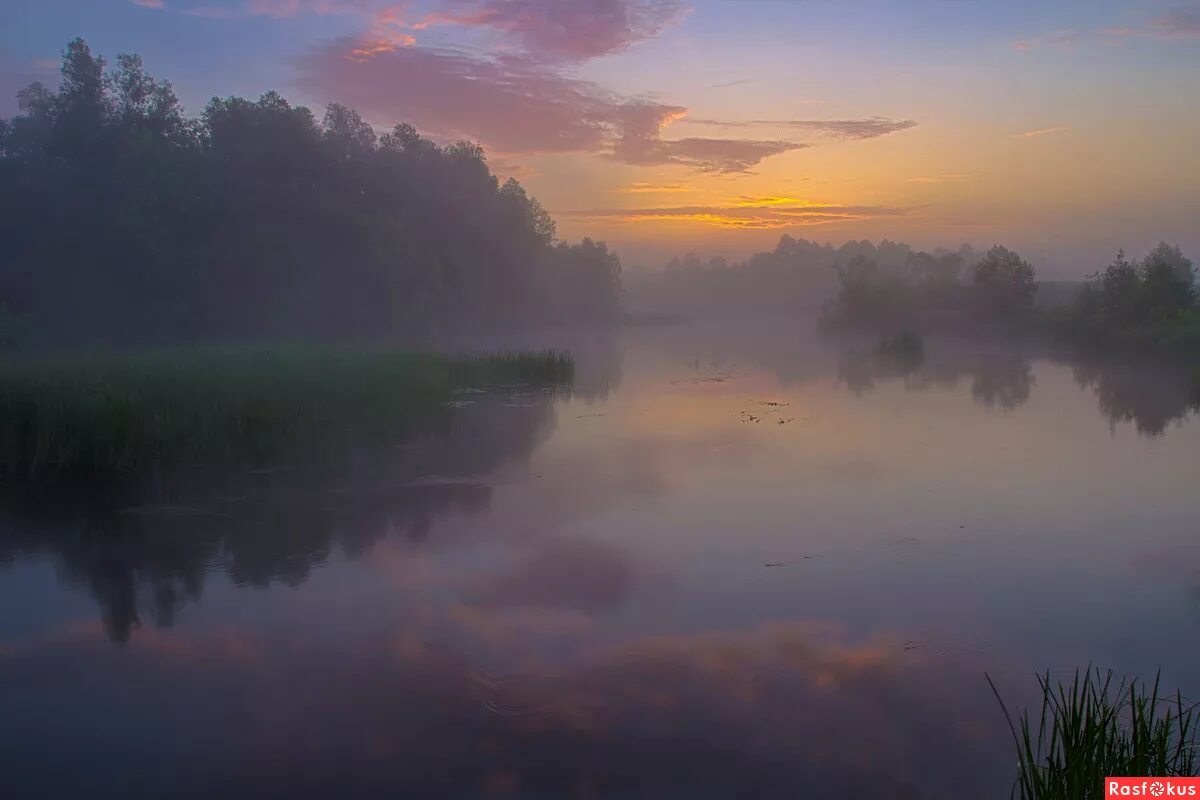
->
2 322 1200 797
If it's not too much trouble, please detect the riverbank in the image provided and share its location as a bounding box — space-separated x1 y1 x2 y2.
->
0 346 573 483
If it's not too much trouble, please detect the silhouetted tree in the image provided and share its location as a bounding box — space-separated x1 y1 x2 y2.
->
972 245 1036 314
1139 242 1195 319
0 39 622 343
1071 244 1197 352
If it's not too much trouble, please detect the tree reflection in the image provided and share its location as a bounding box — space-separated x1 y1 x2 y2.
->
968 355 1035 411
1071 359 1200 436
0 391 557 642
837 348 1036 412
835 344 1199 432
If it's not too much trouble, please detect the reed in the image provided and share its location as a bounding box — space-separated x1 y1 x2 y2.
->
988 668 1200 800
0 346 573 482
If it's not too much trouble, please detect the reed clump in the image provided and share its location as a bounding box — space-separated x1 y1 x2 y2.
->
988 668 1200 800
0 346 573 482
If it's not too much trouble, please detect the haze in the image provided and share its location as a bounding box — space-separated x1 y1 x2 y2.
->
3 0 1198 275
3 3 1200 799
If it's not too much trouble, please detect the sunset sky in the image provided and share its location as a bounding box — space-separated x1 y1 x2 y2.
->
2 0 1198 274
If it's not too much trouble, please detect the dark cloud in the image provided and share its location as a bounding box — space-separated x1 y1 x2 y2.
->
608 100 805 172
682 117 918 141
1151 5 1200 36
708 78 752 90
562 202 910 229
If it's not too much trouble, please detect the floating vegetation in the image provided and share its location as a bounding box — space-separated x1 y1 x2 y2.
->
739 398 799 426
670 372 736 385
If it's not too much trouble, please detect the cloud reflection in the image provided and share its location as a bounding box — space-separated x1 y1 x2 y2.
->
0 619 1012 799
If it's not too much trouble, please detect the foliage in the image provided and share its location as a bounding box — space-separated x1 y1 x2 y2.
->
636 236 978 317
0 346 573 483
988 668 1200 800
820 239 1199 358
1057 244 1198 354
818 247 987 332
0 39 621 342
974 245 1037 314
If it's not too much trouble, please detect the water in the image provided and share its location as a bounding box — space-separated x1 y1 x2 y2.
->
3 320 1199 799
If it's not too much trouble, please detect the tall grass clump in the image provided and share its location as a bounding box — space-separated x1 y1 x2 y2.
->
0 346 573 483
988 668 1200 800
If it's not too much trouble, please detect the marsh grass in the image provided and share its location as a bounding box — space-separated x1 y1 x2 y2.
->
0 346 573 482
988 668 1200 800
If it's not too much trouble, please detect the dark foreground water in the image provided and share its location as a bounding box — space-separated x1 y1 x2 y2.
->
3 320 1199 799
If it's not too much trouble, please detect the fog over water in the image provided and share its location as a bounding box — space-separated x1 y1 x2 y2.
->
2 8 1198 795
3 320 1198 798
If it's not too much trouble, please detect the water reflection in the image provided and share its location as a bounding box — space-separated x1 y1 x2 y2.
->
469 537 634 613
837 348 1036 412
3 323 1200 799
1069 358 1200 436
832 341 1198 431
0 391 558 642
0 620 1010 799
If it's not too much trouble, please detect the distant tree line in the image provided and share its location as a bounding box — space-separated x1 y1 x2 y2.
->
0 39 622 343
819 244 1034 332
629 236 979 317
1062 243 1198 351
820 240 1197 355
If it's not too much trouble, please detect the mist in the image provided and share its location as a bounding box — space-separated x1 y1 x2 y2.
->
2 19 1200 800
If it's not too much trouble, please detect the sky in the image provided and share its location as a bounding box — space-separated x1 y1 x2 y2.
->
2 0 1198 275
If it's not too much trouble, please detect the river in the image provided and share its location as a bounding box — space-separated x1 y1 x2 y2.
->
3 319 1198 798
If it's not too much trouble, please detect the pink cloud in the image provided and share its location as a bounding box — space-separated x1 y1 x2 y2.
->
419 0 687 63
1009 29 1086 50
186 0 686 65
1019 7 1200 48
1150 5 1200 37
297 40 802 171
131 0 165 7
1013 125 1069 139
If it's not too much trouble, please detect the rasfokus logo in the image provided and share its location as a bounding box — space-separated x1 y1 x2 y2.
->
1106 778 1200 797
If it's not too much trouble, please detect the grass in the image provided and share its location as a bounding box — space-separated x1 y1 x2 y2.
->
0 345 573 483
988 668 1200 800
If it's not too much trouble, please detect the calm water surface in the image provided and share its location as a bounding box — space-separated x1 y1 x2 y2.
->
3 320 1199 799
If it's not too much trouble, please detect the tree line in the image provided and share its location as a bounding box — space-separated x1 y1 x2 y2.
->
629 236 979 317
0 39 623 343
820 241 1197 354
